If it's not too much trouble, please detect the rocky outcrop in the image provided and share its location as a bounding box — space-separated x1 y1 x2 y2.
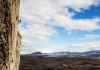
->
0 0 21 70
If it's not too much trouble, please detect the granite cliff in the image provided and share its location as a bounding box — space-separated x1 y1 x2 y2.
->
0 0 21 70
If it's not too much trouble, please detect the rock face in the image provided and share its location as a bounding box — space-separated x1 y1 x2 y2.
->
0 0 21 70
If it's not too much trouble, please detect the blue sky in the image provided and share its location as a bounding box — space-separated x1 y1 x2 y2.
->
70 5 100 19
19 0 100 54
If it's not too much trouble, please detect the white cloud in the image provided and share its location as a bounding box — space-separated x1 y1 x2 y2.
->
19 23 58 41
45 41 100 53
20 0 100 32
20 0 100 23
54 14 100 31
83 34 100 39
20 0 60 24
63 0 100 11
71 41 100 52
21 41 100 54
20 0 100 54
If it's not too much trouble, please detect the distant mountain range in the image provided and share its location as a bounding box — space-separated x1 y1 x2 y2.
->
83 50 100 56
30 50 100 57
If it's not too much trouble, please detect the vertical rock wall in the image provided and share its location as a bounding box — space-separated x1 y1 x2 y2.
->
0 0 21 70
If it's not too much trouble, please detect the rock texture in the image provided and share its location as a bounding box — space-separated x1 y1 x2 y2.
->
0 0 21 70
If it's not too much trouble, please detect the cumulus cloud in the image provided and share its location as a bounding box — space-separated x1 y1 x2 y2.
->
20 0 59 24
55 15 100 31
63 0 100 11
20 0 100 23
20 23 58 40
20 0 100 54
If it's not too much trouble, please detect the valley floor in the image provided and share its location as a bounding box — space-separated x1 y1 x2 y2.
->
19 55 100 70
